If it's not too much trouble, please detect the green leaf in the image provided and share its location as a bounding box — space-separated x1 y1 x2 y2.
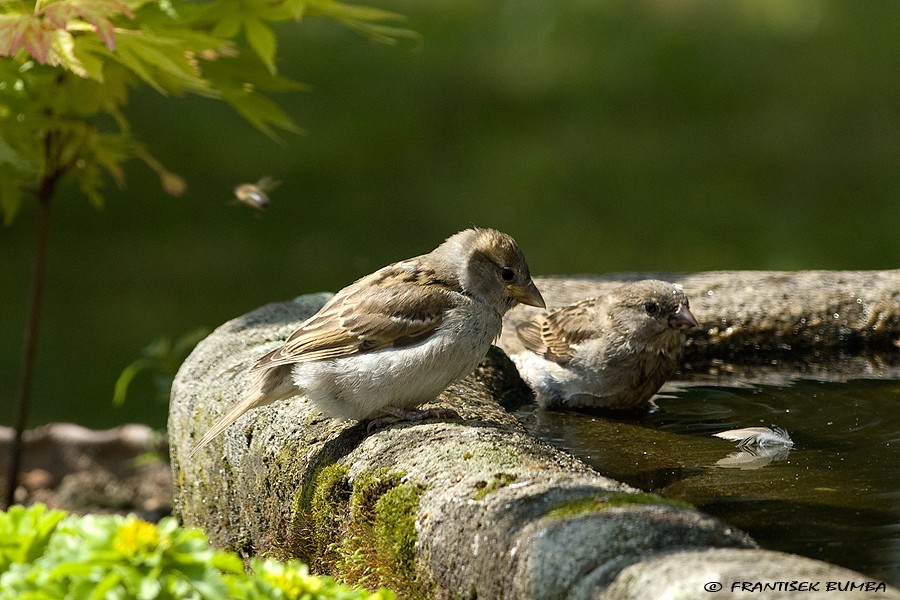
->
280 0 308 20
209 551 244 575
0 505 398 600
105 37 165 93
221 86 302 140
0 504 67 571
210 14 242 39
342 21 422 46
243 18 276 73
307 0 408 24
47 29 87 77
304 0 419 45
71 37 107 81
112 31 210 95
112 357 159 406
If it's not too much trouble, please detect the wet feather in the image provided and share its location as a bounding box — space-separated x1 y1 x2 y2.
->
713 426 794 449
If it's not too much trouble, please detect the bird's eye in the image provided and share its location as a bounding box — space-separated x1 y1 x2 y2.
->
500 267 516 282
643 301 659 315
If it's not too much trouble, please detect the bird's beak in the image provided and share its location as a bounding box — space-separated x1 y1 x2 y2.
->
668 304 698 329
508 280 546 308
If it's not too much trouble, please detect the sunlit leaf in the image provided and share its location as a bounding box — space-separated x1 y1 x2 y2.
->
103 39 163 92
280 0 308 20
210 14 242 39
72 37 106 81
113 32 207 92
22 19 53 64
48 29 87 77
0 15 31 57
243 17 276 73
1 0 135 67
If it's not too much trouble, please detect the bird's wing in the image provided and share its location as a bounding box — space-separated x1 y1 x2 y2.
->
517 298 600 365
252 262 465 371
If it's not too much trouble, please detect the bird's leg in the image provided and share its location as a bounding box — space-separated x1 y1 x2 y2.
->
366 406 461 433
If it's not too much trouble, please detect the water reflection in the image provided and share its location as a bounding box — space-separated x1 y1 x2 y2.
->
715 445 792 469
517 378 900 587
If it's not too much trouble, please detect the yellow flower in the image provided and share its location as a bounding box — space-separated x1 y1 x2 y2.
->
113 518 160 557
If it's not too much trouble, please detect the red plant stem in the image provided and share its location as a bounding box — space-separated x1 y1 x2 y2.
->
4 174 56 509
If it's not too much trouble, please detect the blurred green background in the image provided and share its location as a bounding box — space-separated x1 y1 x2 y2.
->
2 0 899 429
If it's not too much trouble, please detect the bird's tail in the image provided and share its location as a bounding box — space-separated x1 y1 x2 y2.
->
188 365 293 458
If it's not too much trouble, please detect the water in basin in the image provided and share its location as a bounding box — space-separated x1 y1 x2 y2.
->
518 377 900 587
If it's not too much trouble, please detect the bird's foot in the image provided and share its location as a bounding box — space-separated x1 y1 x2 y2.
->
367 407 461 433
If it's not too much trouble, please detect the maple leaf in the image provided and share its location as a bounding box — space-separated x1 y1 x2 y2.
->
40 0 134 51
0 0 134 65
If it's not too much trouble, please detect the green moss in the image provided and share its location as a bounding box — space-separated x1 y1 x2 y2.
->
373 483 423 577
546 492 695 519
472 472 518 500
466 444 523 468
280 463 352 567
286 464 431 598
310 464 352 523
350 468 405 523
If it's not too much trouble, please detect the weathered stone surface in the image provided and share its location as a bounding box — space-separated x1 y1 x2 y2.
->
169 273 900 598
170 295 752 594
598 548 900 600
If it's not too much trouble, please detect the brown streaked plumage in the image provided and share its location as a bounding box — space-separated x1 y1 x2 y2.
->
190 228 544 456
509 280 697 410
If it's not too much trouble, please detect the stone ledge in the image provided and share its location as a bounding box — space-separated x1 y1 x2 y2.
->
169 271 900 598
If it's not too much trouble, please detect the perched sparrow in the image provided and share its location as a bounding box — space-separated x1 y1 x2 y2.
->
510 280 697 410
190 228 544 456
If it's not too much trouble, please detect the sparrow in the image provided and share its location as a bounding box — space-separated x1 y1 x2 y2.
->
190 228 545 456
509 279 697 410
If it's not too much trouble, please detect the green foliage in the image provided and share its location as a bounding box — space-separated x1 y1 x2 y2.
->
0 0 413 223
0 504 67 574
0 503 395 600
113 327 210 406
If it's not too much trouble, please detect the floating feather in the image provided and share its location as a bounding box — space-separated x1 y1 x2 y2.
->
713 426 794 449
